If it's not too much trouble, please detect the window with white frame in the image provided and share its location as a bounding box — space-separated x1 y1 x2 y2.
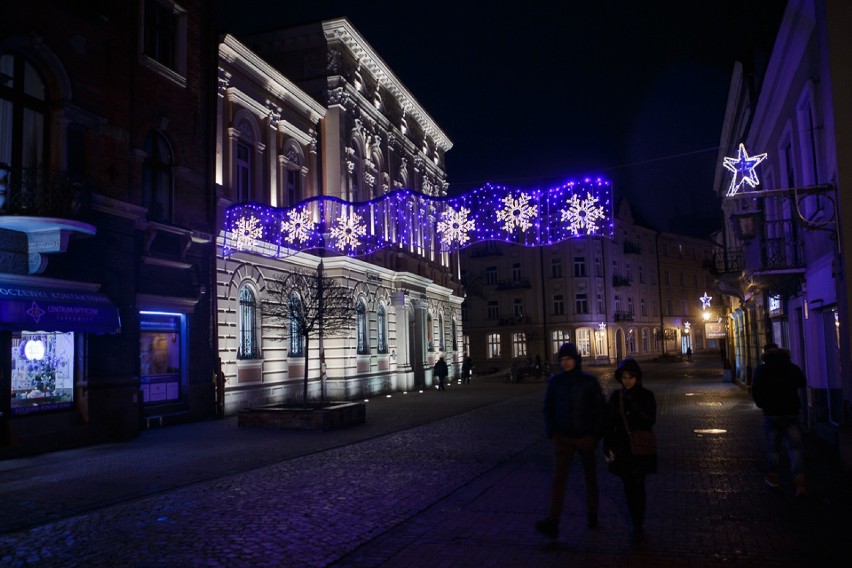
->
627 330 636 353
576 328 592 357
574 256 586 277
551 257 562 278
141 0 188 83
552 330 569 355
512 332 527 358
238 285 259 359
513 298 523 318
236 141 252 202
487 333 501 358
288 293 304 356
438 314 445 351
553 294 564 315
594 327 606 357
575 293 589 314
487 301 499 320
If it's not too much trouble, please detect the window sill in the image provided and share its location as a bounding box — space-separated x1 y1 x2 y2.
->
139 54 187 88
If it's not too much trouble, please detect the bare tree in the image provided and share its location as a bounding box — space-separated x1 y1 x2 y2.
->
263 265 356 407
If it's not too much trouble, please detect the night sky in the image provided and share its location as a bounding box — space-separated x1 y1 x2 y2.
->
216 1 787 237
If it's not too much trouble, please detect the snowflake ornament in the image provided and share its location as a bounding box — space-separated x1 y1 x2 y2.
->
281 208 316 244
437 206 476 246
330 211 367 250
560 192 605 235
234 215 264 250
496 192 538 233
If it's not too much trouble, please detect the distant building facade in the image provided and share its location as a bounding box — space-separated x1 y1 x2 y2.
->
460 199 716 373
1 0 218 456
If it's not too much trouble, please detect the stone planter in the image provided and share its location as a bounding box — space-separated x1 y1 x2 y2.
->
237 401 366 431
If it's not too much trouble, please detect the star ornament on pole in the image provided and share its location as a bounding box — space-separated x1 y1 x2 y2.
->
722 143 768 196
699 292 712 310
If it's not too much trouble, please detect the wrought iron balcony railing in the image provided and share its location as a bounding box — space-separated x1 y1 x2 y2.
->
612 275 631 287
0 166 88 217
613 310 634 321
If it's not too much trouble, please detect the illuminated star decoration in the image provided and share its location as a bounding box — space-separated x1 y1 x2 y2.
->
281 208 315 244
684 321 691 332
722 143 768 196
700 292 712 310
437 206 476 245
496 192 538 233
598 322 607 331
330 211 367 250
560 192 605 235
234 215 264 250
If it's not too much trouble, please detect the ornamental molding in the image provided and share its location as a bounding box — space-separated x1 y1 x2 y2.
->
321 19 452 152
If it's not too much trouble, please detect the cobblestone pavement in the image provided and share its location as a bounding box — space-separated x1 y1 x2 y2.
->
1 354 850 567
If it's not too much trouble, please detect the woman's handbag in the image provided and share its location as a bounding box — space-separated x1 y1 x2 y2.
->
619 391 657 456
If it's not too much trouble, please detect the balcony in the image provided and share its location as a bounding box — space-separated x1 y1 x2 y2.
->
498 315 529 326
708 251 743 275
497 278 531 290
613 311 634 322
612 275 631 287
0 166 88 218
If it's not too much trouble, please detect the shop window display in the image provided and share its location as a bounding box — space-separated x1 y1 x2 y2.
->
10 331 75 414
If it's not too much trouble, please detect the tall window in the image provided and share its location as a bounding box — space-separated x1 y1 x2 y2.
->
288 294 304 356
641 298 647 316
597 294 604 314
463 335 470 355
487 333 501 358
627 330 636 353
594 257 603 277
626 263 632 282
487 301 499 320
514 298 523 318
236 141 252 202
575 293 589 314
0 53 47 205
628 297 634 315
283 144 303 207
512 263 521 281
576 329 592 357
666 298 673 315
553 294 564 315
143 0 178 69
512 332 527 358
485 266 497 285
438 314 445 351
238 286 258 359
574 256 586 277
350 144 363 202
377 304 387 354
551 257 562 278
552 330 569 356
642 328 650 352
356 299 369 354
639 265 645 284
426 313 434 350
142 131 173 222
451 320 458 351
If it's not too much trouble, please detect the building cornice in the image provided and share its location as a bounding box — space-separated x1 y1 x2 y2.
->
220 34 326 124
321 19 453 152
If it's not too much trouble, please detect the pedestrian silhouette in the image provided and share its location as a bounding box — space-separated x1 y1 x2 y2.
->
686 346 692 362
461 354 473 384
602 358 657 539
751 343 808 495
433 357 449 391
536 342 606 540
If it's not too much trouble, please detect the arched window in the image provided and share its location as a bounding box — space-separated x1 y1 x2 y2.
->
350 144 363 202
0 53 48 211
356 299 369 355
451 319 458 351
438 314 445 351
377 304 387 354
142 131 173 222
288 293 304 356
238 285 259 359
426 313 434 351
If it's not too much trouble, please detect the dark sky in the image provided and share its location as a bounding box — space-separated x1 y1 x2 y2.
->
217 1 786 236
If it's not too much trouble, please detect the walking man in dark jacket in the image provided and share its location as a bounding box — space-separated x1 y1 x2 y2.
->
536 342 606 539
751 343 808 496
433 357 449 391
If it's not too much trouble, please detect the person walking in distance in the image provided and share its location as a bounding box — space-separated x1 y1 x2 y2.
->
433 357 449 391
602 358 657 539
751 343 808 496
536 342 606 539
461 354 473 385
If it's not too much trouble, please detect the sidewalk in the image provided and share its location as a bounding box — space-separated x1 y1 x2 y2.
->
0 354 849 567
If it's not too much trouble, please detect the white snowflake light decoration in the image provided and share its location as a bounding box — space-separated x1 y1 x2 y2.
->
281 208 315 244
496 192 538 233
722 143 767 196
560 192 606 235
330 211 367 250
437 206 476 246
234 215 263 250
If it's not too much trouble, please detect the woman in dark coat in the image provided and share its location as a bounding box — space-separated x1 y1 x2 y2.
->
602 358 657 537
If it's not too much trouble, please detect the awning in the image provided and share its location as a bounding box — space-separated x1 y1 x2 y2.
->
0 284 121 333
